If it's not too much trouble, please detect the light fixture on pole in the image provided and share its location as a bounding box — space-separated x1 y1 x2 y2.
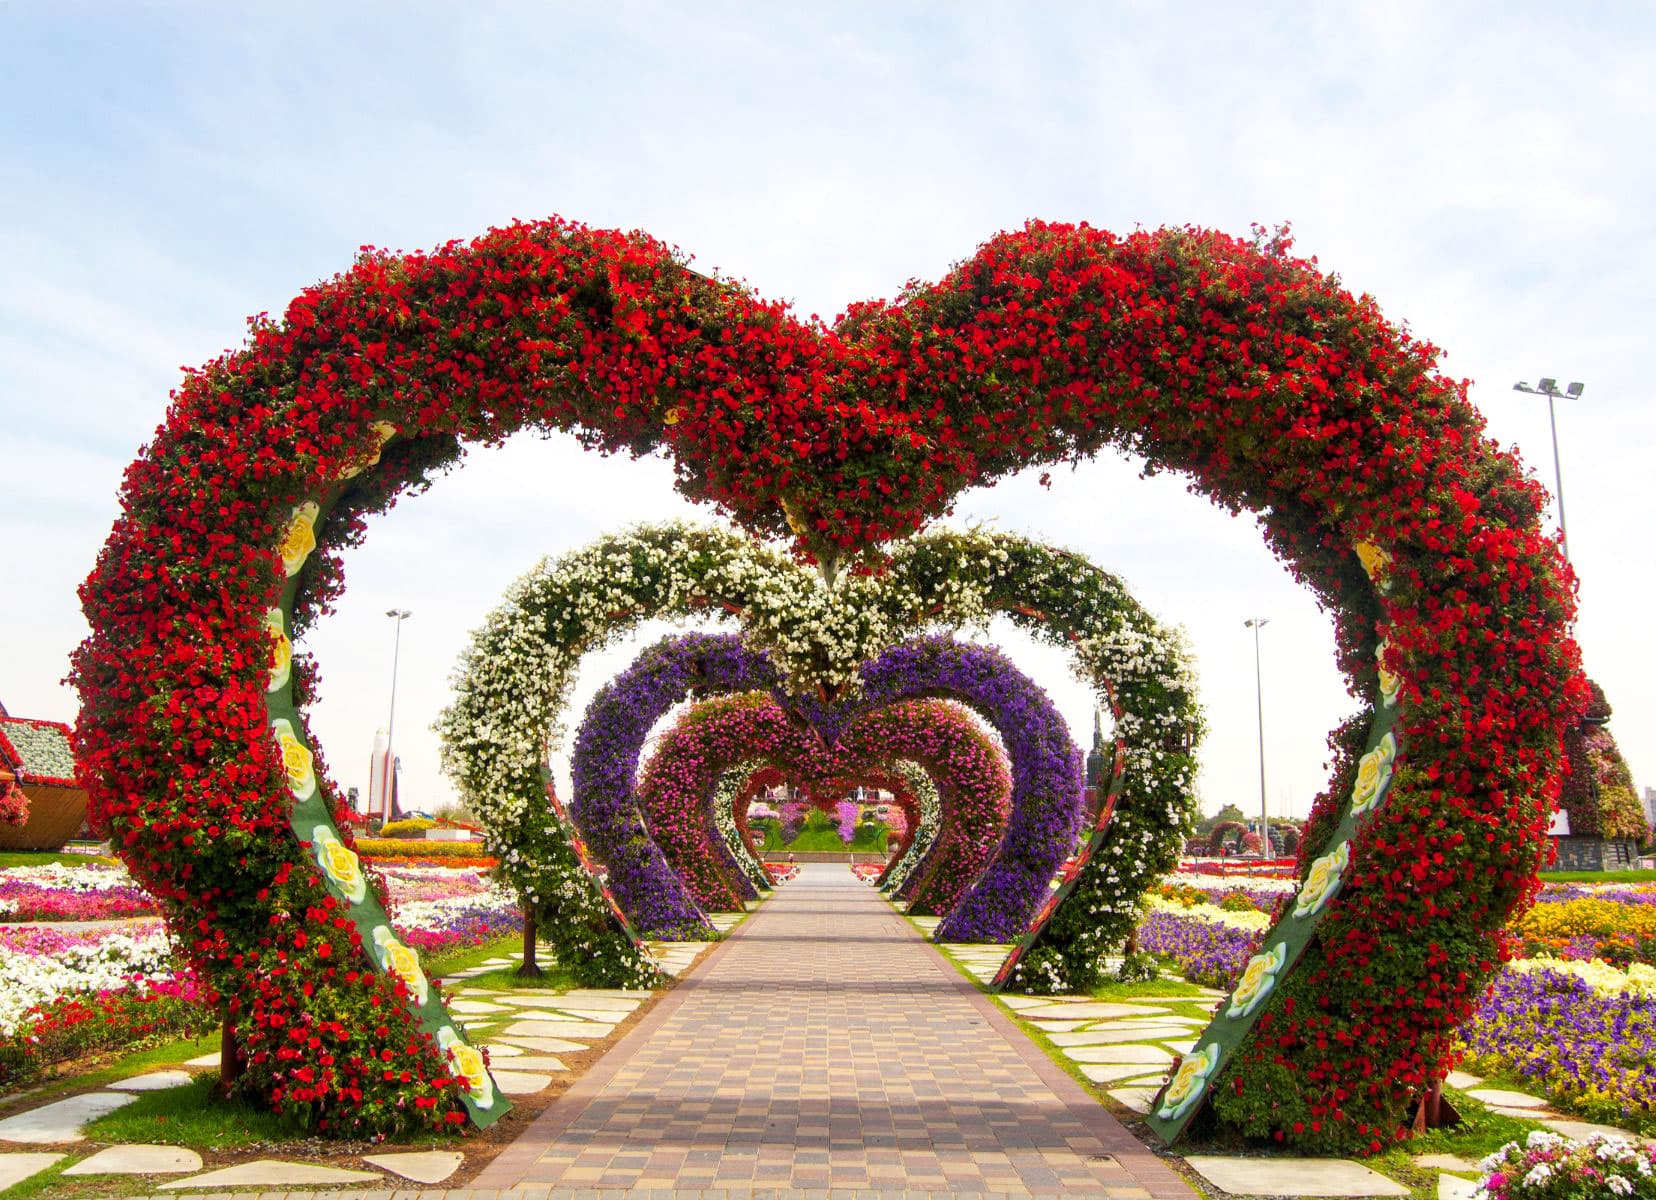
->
382 609 412 821
1244 618 1270 859
1512 378 1582 562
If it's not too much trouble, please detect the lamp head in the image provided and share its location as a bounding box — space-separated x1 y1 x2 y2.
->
1566 381 1585 397
1537 377 1557 393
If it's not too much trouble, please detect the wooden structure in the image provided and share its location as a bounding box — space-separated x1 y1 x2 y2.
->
0 711 89 851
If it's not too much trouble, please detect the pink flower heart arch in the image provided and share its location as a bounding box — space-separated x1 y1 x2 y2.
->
635 693 1011 919
73 216 1581 1151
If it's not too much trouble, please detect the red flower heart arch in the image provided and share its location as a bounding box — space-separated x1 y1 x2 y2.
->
72 216 1582 1149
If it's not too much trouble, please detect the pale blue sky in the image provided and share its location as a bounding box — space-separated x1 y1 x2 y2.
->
3 3 1651 820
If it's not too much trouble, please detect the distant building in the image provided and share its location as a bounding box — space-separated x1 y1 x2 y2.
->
0 708 89 850
1082 708 1109 825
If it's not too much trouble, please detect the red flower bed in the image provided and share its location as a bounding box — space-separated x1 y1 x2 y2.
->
73 217 1579 1148
0 976 215 1092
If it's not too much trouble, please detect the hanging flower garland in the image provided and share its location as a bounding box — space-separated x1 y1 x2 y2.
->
634 692 1010 916
75 215 1578 1147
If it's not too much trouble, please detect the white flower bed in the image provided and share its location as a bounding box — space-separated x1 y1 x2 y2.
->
0 862 139 892
1508 956 1656 996
0 929 178 1036
1162 871 1298 894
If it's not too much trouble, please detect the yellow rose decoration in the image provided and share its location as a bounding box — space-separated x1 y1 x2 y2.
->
1294 841 1350 919
265 608 292 693
338 421 399 480
372 925 428 1006
1377 642 1402 709
1226 943 1288 1019
270 718 317 802
1155 1042 1219 1122
279 502 320 577
439 1026 496 1110
309 823 367 904
1349 732 1398 818
1354 540 1393 589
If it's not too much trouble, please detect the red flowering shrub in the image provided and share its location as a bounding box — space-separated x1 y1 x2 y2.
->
74 216 1579 1147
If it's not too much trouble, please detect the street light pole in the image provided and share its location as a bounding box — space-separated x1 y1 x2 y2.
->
1244 618 1270 859
1512 378 1582 563
384 609 411 820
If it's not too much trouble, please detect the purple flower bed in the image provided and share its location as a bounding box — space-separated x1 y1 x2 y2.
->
1138 910 1262 989
1459 966 1656 1134
396 900 524 954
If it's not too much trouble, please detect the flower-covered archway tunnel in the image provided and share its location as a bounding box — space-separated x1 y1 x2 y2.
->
566 632 1082 942
75 216 1578 1149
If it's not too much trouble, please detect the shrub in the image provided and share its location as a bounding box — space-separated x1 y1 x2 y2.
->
355 838 498 862
379 818 436 838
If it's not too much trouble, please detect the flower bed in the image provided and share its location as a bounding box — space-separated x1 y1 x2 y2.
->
1515 892 1656 966
354 838 500 865
1476 1131 1656 1199
1458 966 1656 1135
0 924 209 1091
0 863 520 1094
0 863 159 921
0 975 212 1092
1144 897 1656 1137
1139 909 1263 989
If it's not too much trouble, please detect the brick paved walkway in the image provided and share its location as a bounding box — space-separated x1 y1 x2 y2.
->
476 864 1194 1198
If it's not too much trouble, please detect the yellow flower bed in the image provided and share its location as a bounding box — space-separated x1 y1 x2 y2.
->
1516 898 1656 941
355 838 496 861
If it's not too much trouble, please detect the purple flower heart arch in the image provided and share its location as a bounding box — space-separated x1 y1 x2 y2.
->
635 692 1013 919
569 631 1082 942
73 215 1579 1149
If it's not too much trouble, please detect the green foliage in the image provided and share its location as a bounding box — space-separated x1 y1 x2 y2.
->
379 817 436 838
0 851 120 868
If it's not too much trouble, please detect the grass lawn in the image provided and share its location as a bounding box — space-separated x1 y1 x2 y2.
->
0 1031 219 1114
0 850 119 869
421 932 524 977
1539 868 1656 883
457 962 583 990
81 1074 295 1150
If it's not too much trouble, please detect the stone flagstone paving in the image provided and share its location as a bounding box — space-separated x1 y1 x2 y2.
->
475 863 1193 1197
